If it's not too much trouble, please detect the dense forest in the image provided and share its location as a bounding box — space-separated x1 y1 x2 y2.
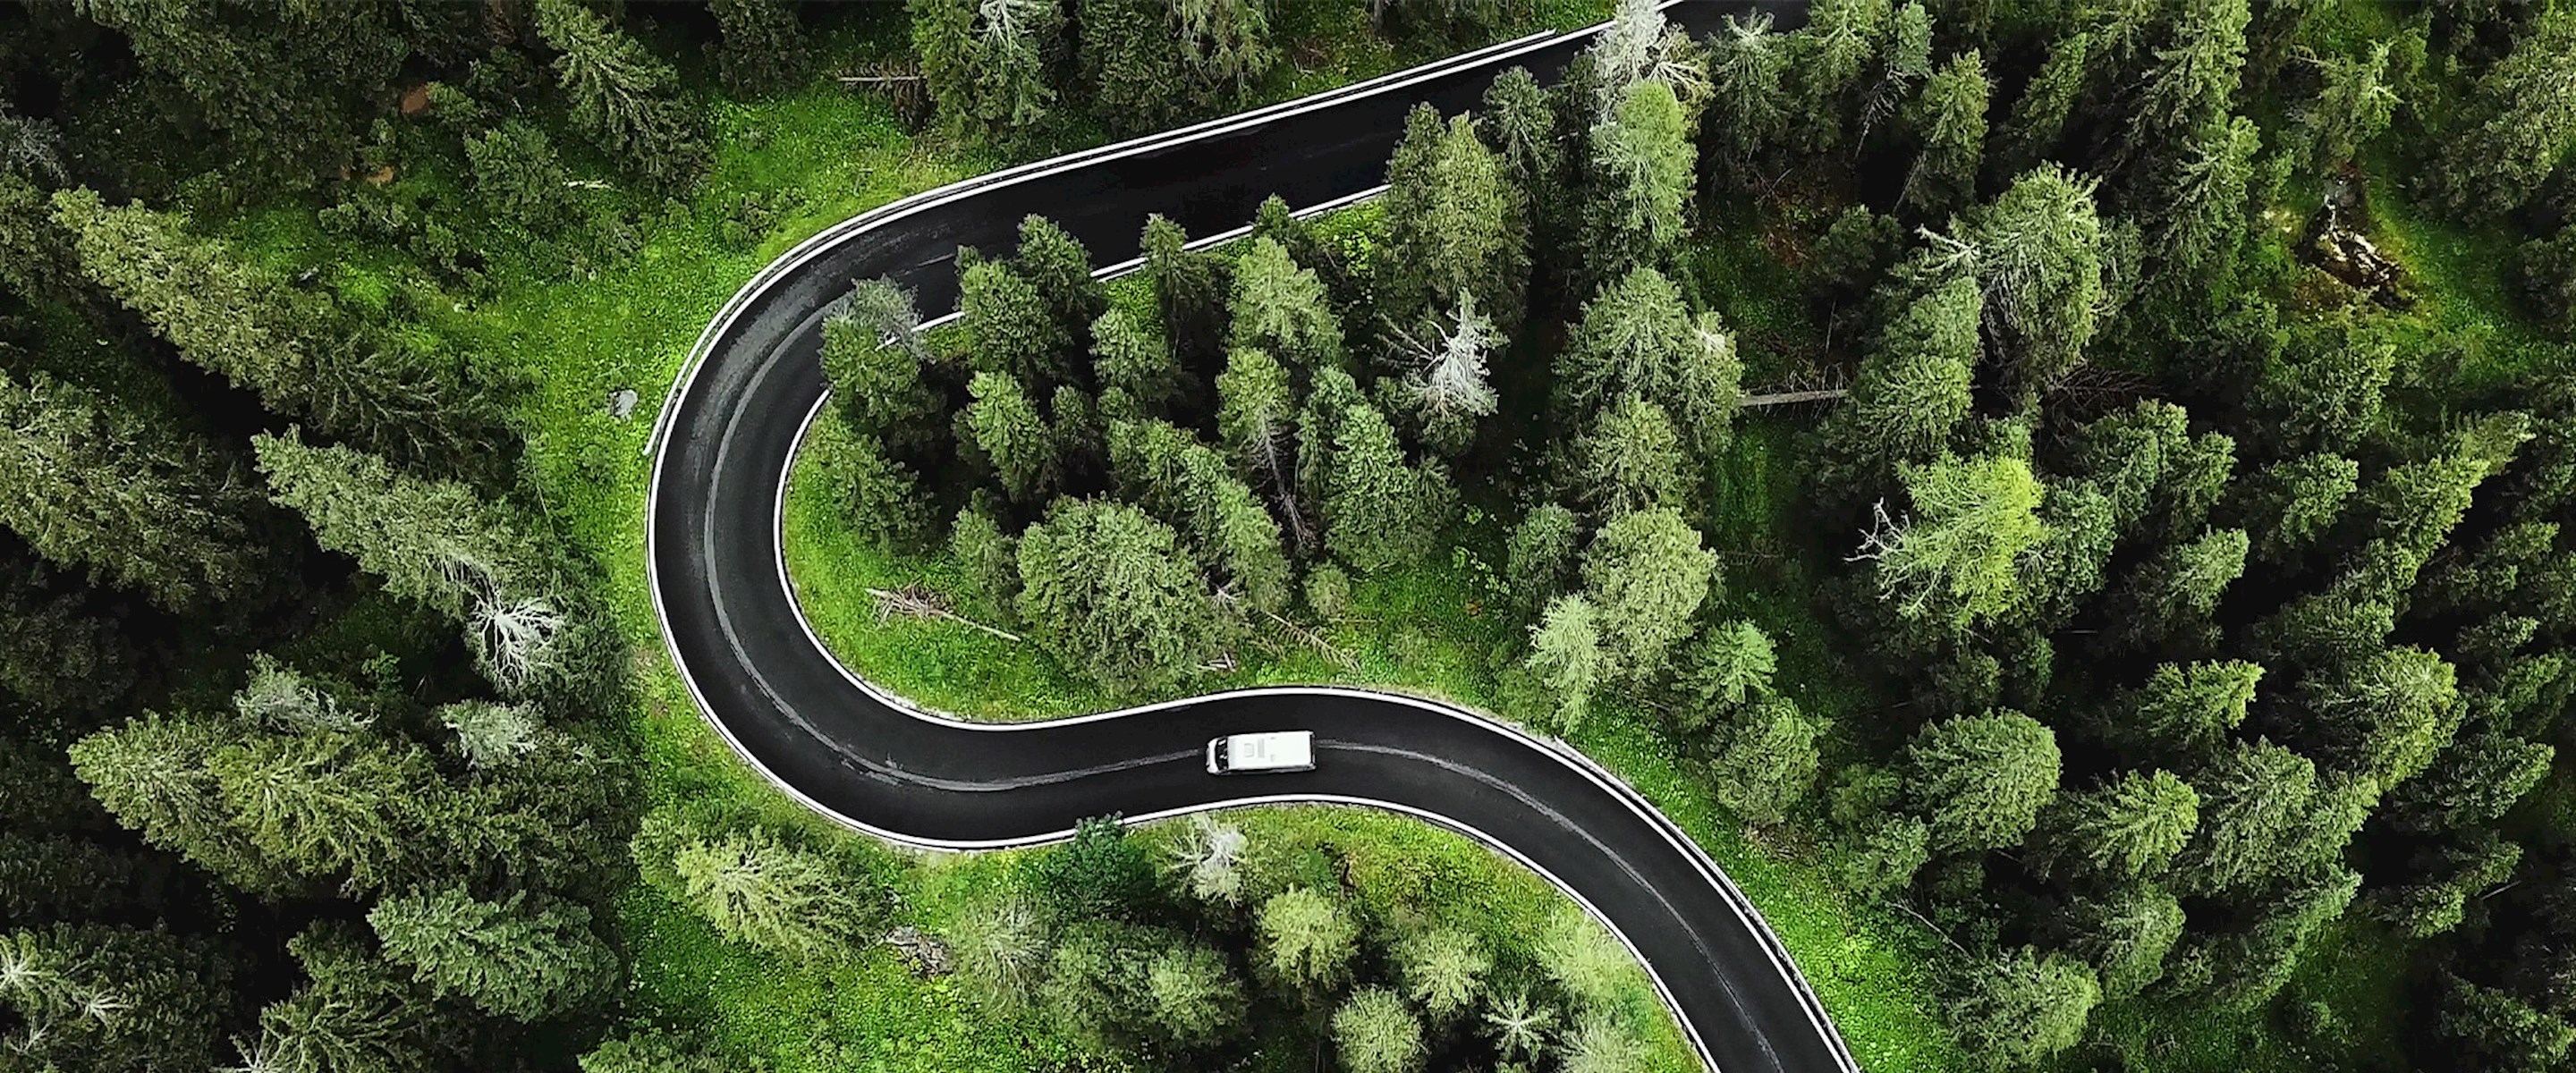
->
3 0 2575 1071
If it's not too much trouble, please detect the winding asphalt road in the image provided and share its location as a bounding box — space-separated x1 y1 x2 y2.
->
646 4 1855 1071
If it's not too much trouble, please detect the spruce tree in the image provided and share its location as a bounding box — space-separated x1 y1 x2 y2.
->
1381 106 1526 328
1580 508 1717 678
368 887 614 1022
1819 275 1978 480
2051 884 2184 1000
2297 41 2399 173
1322 401 1452 573
1107 420 1292 614
708 0 810 94
823 277 938 450
964 371 1059 504
962 258 1075 388
1703 13 1789 182
532 0 708 188
1525 594 1605 733
1015 499 1221 693
1708 697 1823 826
664 824 872 960
0 369 277 611
1079 0 1191 133
2026 770 2199 882
1580 80 1696 280
1091 307 1188 420
1576 394 1688 518
1258 886 1357 989
1229 238 1344 372
1335 987 1428 1073
1396 928 1488 1022
1947 947 2099 1068
67 714 295 895
1504 503 1582 613
1903 710 2060 853
53 190 504 469
1144 214 1227 371
1942 165 2106 399
1854 453 2051 624
1482 67 1563 230
2429 6 2576 218
1215 347 1309 551
1902 50 1989 220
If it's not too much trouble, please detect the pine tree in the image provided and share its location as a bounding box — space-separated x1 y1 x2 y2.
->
1581 80 1696 280
2112 660 2262 758
1258 886 1357 989
1902 51 1989 220
1016 499 1220 693
708 0 809 94
2026 770 2199 882
1525 594 1605 733
1323 402 1452 572
1996 30 2090 177
1335 987 1427 1073
2430 6 2576 218
1580 508 1717 679
1229 237 1344 372
1853 453 2051 624
1947 947 2099 1068
53 190 504 468
2439 976 2575 1073
368 887 614 1021
532 0 708 188
0 369 277 611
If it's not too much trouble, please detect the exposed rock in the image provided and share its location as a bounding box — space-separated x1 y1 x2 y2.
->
884 925 953 976
607 387 640 420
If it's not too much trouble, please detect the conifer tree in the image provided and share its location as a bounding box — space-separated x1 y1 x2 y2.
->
1581 80 1696 280
1482 67 1563 228
254 434 586 698
2174 738 2320 897
67 714 296 895
53 190 504 468
1902 50 1989 220
1335 987 1427 1073
1996 30 2090 177
1853 453 2051 624
2118 0 2250 175
1107 420 1292 614
1819 275 1978 480
2051 884 2184 1000
0 925 233 1069
1580 508 1716 678
911 0 1063 136
2439 976 2575 1073
1784 0 1886 155
2300 646 2461 786
1258 886 1357 989
2297 41 2399 173
1947 947 2098 1068
1017 215 1106 342
1230 237 1344 372
1936 165 2106 398
1091 307 1188 420
368 887 614 1022
708 0 809 94
1556 267 1741 452
1144 942 1241 1048
533 0 708 188
1392 292 1502 458
0 369 277 611
964 371 1059 504
1016 499 1220 692
2026 770 2199 882
1215 347 1309 551
1506 503 1582 611
1144 215 1228 370
1679 620 1776 715
664 824 873 960
2152 114 2259 278
210 731 439 893
1903 710 2061 852
1577 394 1687 518
1381 106 1526 328
232 925 445 1073
465 122 575 229
2429 6 2576 218
962 258 1075 388
1323 401 1452 573
1080 0 1191 133
2232 452 2359 563
1708 697 1823 826
1702 13 1789 182
1396 928 1488 1022
1525 594 1605 732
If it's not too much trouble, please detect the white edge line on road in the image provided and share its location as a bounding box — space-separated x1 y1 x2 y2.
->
643 7 1860 1072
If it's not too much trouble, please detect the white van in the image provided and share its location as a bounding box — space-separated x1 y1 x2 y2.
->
1205 731 1317 774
